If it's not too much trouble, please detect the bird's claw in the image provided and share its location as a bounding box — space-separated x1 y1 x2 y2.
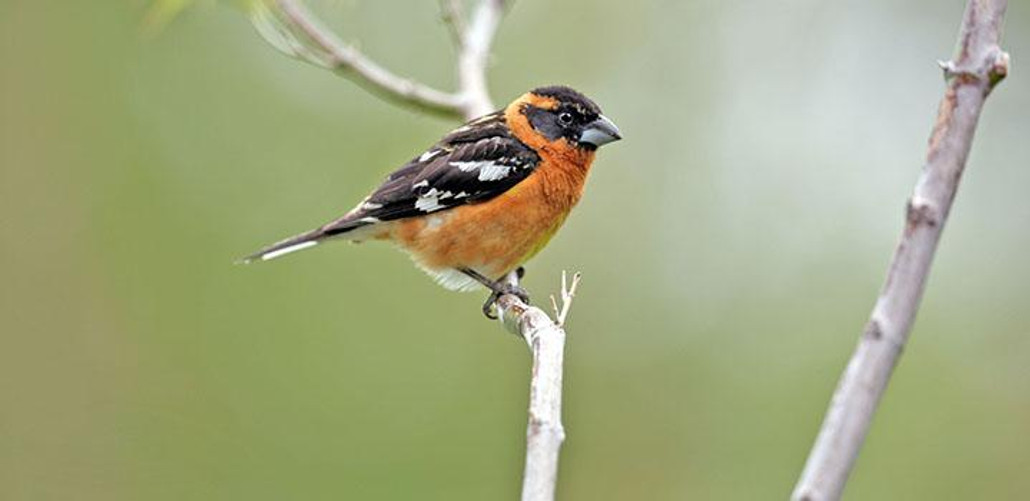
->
483 292 502 319
482 283 530 319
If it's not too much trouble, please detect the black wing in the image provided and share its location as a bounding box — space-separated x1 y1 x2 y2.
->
321 112 541 236
242 112 539 262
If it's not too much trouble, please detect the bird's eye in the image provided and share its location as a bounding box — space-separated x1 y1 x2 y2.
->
558 112 574 126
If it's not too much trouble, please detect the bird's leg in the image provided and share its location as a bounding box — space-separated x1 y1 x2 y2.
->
459 268 531 319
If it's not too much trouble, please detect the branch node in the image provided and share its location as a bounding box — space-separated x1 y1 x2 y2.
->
938 59 980 85
939 46 1010 91
988 49 1010 89
862 320 884 341
905 198 942 229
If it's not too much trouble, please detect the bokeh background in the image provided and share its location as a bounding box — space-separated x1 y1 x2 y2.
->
2 1 1028 499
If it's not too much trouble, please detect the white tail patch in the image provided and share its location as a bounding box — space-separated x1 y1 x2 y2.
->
261 240 318 261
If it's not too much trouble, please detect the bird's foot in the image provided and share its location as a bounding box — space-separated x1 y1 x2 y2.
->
460 267 531 319
482 282 530 319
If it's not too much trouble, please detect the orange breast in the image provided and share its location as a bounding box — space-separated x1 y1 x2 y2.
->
392 153 592 279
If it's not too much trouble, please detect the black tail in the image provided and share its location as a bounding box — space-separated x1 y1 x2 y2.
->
237 227 326 264
238 214 379 264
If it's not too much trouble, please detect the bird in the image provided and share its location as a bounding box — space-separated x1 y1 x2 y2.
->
242 85 621 318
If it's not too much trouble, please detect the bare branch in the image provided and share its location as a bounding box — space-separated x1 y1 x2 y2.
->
252 0 465 117
250 0 508 121
791 2 1009 500
549 271 581 327
456 0 506 118
497 271 575 501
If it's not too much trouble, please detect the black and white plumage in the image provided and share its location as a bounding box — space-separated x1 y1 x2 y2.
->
242 85 623 319
244 111 541 262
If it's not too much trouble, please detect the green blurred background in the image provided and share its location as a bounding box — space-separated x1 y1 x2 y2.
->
2 1 1028 499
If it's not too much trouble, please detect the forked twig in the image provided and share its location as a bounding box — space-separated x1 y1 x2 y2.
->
549 271 582 327
249 0 507 120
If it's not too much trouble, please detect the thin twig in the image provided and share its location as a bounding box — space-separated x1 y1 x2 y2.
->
251 0 507 121
549 271 582 327
439 0 467 48
791 2 1009 500
272 0 465 117
456 0 505 118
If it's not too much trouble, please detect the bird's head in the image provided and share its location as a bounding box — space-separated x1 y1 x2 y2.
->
506 85 621 152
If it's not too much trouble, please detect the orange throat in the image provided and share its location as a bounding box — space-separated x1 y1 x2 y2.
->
503 93 597 210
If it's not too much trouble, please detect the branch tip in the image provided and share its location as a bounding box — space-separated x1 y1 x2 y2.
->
552 271 582 327
440 0 467 48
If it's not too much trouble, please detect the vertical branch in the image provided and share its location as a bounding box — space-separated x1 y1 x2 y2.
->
791 2 1010 500
457 0 505 118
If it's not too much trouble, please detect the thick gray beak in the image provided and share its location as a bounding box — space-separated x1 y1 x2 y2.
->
579 114 622 148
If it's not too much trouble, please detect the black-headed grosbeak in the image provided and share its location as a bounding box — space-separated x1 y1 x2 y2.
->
244 85 621 317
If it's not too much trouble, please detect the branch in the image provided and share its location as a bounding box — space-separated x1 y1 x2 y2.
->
497 271 579 501
456 0 505 118
791 2 1009 500
252 0 463 117
549 271 582 327
250 0 508 120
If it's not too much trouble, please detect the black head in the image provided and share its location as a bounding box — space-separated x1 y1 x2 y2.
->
523 85 621 150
